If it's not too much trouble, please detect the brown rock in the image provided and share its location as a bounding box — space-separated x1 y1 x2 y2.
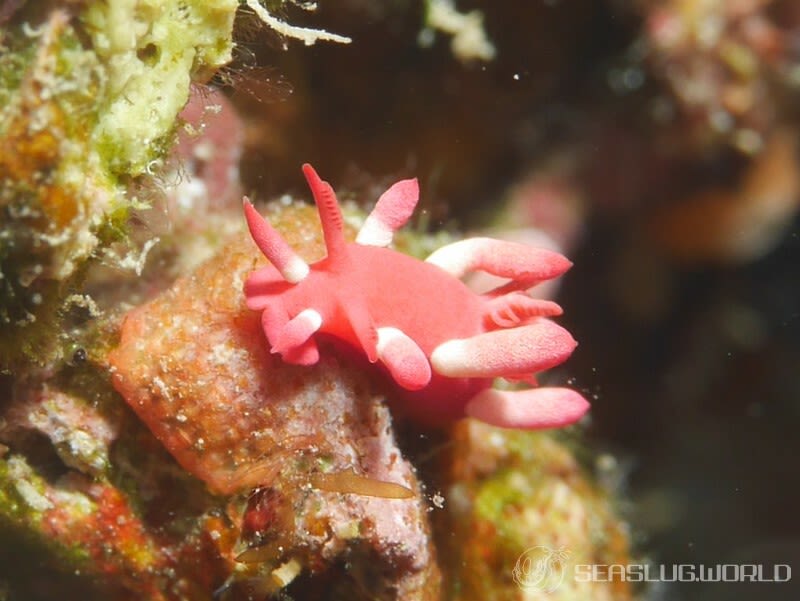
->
107 205 440 599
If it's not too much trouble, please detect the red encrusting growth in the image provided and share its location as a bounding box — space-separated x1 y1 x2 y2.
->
243 164 590 429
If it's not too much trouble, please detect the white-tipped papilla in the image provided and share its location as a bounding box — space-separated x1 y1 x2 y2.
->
271 308 323 356
282 256 311 284
376 326 431 390
430 321 577 378
243 198 310 283
425 237 572 283
465 387 590 429
356 178 419 247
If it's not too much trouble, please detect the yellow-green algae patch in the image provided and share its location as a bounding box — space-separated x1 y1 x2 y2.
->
443 422 634 601
82 0 238 176
0 1 237 372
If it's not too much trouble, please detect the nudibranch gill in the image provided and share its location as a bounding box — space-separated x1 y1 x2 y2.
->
242 164 589 429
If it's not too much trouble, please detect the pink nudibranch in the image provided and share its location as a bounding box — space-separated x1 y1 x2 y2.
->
243 163 589 429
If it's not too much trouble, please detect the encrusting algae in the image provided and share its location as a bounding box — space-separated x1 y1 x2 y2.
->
0 0 237 372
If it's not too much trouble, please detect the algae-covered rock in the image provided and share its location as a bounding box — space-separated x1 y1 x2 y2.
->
442 421 634 601
0 0 237 373
0 375 234 601
81 0 238 176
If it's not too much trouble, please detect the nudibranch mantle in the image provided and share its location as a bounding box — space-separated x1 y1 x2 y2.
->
243 164 589 429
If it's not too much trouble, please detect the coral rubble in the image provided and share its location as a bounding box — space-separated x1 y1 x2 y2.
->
441 422 633 601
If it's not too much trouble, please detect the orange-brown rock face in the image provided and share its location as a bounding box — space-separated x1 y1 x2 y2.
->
107 212 440 599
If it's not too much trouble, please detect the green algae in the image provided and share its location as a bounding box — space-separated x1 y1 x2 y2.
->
443 424 634 601
81 0 238 177
0 1 238 373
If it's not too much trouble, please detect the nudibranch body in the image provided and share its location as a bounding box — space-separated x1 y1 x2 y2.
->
243 164 589 429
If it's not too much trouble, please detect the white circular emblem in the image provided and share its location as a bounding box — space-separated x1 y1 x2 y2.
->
512 545 570 592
